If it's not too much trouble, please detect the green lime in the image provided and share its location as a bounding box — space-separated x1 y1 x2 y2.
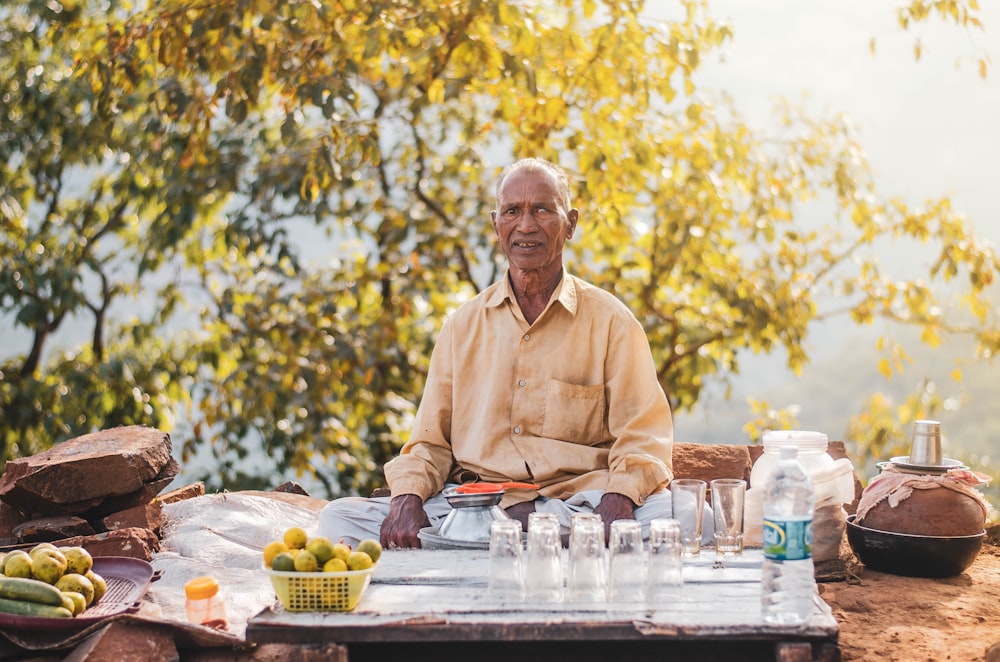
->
270 552 296 572
356 539 382 564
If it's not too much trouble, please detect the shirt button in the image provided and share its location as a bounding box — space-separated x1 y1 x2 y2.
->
523 334 530 341
518 380 526 387
513 426 521 434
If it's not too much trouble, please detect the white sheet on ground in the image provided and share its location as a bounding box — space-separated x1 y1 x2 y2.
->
142 491 324 638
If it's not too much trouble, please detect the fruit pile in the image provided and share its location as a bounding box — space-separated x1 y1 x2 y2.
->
263 527 382 573
0 544 107 618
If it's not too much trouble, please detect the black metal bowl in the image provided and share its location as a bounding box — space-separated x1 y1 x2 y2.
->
846 514 985 578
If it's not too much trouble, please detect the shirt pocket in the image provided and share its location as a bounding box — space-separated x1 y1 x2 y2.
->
541 379 606 443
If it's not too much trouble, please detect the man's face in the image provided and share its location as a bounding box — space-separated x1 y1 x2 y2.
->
491 168 579 277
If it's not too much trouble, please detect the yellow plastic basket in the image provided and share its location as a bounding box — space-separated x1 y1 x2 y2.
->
264 567 374 612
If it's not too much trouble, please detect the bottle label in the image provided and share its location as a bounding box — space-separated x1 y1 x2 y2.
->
762 517 813 561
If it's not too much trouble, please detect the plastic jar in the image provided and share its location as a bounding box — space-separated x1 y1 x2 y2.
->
184 576 228 630
750 430 836 489
745 430 856 560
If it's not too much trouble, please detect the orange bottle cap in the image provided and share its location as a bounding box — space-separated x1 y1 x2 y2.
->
184 576 220 600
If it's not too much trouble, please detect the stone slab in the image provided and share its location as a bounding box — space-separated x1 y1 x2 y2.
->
157 482 206 505
101 500 164 534
0 426 174 516
59 526 161 561
13 515 96 543
62 620 178 662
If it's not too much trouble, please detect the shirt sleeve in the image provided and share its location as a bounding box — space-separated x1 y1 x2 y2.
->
602 312 674 505
383 320 456 501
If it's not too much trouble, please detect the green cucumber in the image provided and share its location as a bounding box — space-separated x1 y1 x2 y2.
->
0 576 65 607
0 596 73 618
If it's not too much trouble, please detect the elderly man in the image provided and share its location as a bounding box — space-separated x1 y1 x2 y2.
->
319 157 711 549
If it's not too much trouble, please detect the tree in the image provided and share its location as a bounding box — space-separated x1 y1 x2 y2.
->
2 0 997 497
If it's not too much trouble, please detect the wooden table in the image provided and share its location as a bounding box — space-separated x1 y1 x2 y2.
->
247 548 840 662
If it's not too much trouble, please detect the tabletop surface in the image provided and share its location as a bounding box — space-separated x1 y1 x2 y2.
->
248 548 839 644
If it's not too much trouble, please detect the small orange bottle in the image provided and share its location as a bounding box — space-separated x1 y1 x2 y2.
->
184 576 229 630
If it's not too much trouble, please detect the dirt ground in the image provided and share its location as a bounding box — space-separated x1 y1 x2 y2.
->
822 526 1000 662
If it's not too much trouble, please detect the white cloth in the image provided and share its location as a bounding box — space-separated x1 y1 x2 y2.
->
150 491 326 638
318 487 714 547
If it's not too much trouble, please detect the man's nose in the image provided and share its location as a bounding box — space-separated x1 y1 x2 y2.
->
515 210 539 230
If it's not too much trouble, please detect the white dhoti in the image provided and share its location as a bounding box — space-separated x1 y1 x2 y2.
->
318 487 714 548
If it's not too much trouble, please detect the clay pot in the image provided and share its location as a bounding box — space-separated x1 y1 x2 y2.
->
858 488 986 537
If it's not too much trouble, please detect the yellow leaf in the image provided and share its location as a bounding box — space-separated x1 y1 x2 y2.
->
878 357 892 379
920 325 940 347
951 368 963 383
427 78 445 105
869 37 876 56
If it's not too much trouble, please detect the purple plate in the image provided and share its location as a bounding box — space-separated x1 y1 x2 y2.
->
0 556 155 631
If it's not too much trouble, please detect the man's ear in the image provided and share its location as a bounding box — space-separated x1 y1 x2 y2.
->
567 209 579 238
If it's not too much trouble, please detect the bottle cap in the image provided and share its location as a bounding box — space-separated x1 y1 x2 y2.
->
184 576 220 600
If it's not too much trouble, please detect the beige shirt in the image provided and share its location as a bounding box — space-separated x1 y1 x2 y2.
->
384 271 674 507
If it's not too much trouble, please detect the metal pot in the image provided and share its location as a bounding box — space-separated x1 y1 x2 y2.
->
437 488 510 542
846 515 985 578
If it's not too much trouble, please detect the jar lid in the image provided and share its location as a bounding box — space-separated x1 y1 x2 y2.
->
762 430 828 451
184 576 220 600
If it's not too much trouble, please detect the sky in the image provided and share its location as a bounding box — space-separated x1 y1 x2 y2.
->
669 0 1000 448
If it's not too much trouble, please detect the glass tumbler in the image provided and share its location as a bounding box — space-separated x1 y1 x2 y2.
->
524 513 563 603
671 478 707 556
710 478 746 556
646 518 683 602
488 519 524 601
607 520 645 603
566 513 606 602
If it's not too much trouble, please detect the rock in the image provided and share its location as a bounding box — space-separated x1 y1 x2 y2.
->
101 500 163 534
0 426 175 516
158 481 206 505
858 487 987 537
60 526 161 560
63 619 178 662
0 501 26 546
85 460 178 518
274 481 310 496
13 515 95 542
673 442 752 486
247 643 348 661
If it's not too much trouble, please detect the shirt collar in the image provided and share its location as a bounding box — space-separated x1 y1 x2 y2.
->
486 269 578 317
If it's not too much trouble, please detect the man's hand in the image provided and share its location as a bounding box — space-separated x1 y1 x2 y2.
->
593 492 636 539
380 494 430 549
504 499 537 531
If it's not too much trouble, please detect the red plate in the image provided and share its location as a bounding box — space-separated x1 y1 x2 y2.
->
0 556 155 631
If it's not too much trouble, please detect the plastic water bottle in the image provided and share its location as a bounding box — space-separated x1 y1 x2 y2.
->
761 445 816 624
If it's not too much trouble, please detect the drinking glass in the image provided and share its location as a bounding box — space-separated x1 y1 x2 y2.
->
646 518 683 602
488 519 524 601
525 513 563 603
671 479 707 556
711 478 746 556
566 514 606 602
607 520 644 603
